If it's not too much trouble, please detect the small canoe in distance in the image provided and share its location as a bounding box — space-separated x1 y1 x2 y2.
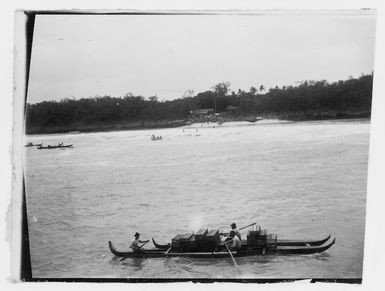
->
151 234 332 250
109 238 335 258
25 143 42 147
37 144 73 149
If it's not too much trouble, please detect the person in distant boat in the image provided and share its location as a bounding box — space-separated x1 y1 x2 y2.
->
129 232 149 253
225 230 241 251
152 134 155 139
230 223 241 240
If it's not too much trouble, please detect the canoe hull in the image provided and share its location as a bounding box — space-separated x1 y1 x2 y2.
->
109 238 335 258
152 234 332 250
276 234 331 246
37 144 73 149
25 143 42 147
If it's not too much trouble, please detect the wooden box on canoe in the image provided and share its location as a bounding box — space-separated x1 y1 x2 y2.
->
179 233 194 250
256 229 268 246
267 233 277 244
247 225 261 239
205 230 221 246
258 229 267 240
179 233 194 241
267 234 277 249
247 229 268 247
171 234 182 249
247 237 258 248
187 235 198 250
247 227 260 247
195 228 208 241
171 233 194 249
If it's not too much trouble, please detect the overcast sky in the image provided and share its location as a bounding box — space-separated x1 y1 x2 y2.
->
27 12 376 104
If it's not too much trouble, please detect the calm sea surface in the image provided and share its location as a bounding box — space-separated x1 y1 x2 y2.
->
24 119 369 279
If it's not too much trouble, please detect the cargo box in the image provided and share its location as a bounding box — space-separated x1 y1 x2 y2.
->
197 240 217 251
256 232 267 246
188 235 198 250
247 241 258 247
205 230 221 246
179 233 194 241
266 234 277 249
195 228 208 241
259 229 267 240
247 233 258 240
171 234 182 249
247 229 260 241
267 234 277 244
171 233 194 249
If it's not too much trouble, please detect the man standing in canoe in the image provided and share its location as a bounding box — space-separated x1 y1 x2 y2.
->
129 232 149 253
230 223 241 240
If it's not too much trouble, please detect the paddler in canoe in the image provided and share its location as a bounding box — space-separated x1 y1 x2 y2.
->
230 223 242 240
225 230 242 251
129 232 149 253
219 222 249 239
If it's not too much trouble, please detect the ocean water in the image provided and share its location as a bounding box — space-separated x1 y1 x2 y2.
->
24 119 370 279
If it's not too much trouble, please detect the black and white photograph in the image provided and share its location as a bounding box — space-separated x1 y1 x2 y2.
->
13 8 379 282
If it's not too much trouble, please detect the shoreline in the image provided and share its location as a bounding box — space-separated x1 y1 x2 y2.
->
25 112 371 136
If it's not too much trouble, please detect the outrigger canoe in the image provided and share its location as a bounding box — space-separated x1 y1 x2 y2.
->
25 143 42 147
152 234 331 249
37 144 73 149
108 238 335 258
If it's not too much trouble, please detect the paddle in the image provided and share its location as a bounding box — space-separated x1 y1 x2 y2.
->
224 243 242 276
138 240 149 250
239 222 257 231
164 246 172 255
120 240 149 261
220 222 257 236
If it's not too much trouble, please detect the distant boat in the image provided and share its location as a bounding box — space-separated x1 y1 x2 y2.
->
37 144 73 149
246 117 263 123
151 135 162 141
25 142 42 147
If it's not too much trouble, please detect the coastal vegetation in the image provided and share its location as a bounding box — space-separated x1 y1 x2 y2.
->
25 74 373 134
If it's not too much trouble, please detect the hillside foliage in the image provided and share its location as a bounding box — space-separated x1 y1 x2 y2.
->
25 74 373 134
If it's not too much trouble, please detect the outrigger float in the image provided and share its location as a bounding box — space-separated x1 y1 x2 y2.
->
108 224 335 259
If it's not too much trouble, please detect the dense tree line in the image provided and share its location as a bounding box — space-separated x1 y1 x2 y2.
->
25 74 373 134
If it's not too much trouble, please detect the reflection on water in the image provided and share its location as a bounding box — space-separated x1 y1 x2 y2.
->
24 120 369 278
121 257 145 270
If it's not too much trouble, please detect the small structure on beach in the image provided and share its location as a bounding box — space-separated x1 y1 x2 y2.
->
226 105 238 112
190 108 214 115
